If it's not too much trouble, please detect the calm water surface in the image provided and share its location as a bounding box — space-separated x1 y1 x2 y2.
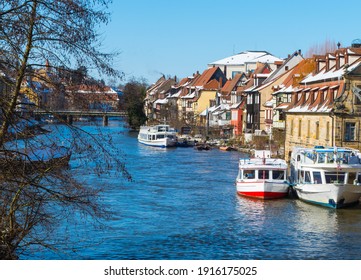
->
23 120 361 260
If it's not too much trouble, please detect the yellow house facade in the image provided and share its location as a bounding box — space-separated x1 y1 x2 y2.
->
194 87 218 123
284 46 361 161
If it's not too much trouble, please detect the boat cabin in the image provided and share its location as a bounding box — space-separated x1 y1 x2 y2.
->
295 169 361 185
238 168 286 181
295 148 361 165
291 147 361 185
237 158 287 181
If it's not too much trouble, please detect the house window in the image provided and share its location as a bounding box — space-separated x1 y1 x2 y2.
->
316 121 319 140
226 111 231 120
279 111 285 121
307 120 310 138
232 111 238 120
258 170 269 179
345 122 356 141
290 119 294 136
298 119 302 137
333 89 338 100
354 85 361 105
326 121 330 140
247 94 252 104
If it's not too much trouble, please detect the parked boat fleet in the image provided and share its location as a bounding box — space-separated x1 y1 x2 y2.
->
236 147 361 209
138 125 361 209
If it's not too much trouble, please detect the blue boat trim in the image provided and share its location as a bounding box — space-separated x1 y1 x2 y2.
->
299 197 359 209
138 142 167 148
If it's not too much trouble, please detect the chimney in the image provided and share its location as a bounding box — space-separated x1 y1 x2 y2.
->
275 60 283 69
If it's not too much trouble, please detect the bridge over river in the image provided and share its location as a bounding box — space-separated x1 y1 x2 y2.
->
34 110 127 125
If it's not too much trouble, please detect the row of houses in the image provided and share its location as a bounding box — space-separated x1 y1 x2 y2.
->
144 42 361 160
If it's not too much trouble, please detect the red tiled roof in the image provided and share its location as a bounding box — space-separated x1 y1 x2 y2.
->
192 67 220 87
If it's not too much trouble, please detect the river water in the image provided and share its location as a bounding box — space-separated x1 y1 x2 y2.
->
22 119 361 260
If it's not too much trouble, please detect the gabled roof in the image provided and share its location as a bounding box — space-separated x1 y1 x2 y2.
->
192 67 225 88
208 51 282 66
220 73 244 95
264 50 304 83
147 76 177 96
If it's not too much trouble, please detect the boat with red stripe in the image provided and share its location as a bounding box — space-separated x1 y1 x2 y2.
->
235 150 289 199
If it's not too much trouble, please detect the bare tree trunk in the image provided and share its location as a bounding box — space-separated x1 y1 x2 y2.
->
0 1 37 147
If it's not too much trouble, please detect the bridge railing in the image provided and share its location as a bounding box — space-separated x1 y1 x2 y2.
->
34 109 127 117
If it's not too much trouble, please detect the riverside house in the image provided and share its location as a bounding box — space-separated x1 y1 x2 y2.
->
144 75 177 121
284 44 361 161
208 50 283 79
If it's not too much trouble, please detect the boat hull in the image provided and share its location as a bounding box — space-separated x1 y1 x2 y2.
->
236 181 289 199
138 138 176 148
295 183 361 208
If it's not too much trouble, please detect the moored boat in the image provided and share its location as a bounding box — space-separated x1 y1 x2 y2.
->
235 150 289 199
289 146 361 208
137 124 177 148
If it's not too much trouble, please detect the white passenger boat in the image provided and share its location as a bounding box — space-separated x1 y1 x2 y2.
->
235 150 289 199
138 124 177 147
290 146 361 208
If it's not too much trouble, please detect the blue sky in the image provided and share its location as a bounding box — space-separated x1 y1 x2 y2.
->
100 0 361 84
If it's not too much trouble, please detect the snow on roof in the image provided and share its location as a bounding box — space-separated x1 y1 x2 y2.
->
248 54 283 64
243 85 258 92
181 91 196 99
209 51 282 66
274 103 289 110
302 61 361 84
200 105 218 116
272 85 289 95
169 88 182 98
230 101 242 109
301 68 344 84
154 98 168 105
264 100 274 107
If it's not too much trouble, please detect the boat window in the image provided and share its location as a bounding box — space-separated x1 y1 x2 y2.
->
304 171 312 183
313 171 322 184
243 170 255 179
357 173 361 184
258 170 269 179
317 153 325 163
336 152 350 164
272 170 285 180
325 172 345 184
325 152 334 163
348 172 357 184
157 135 165 139
152 135 156 140
349 154 360 164
298 170 303 183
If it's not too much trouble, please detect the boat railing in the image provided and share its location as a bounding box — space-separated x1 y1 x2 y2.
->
238 157 287 168
301 151 361 165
